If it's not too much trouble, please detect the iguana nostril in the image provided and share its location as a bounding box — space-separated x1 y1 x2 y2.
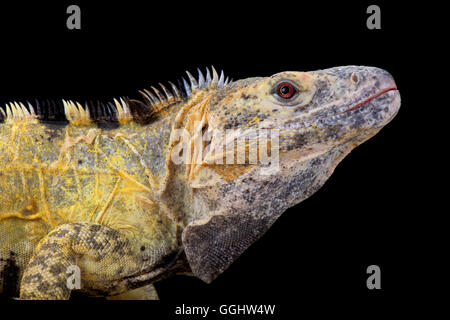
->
351 73 359 84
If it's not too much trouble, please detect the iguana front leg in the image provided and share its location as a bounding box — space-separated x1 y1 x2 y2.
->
20 222 143 300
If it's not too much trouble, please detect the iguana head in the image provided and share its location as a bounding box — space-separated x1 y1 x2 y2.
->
178 66 400 283
206 65 398 153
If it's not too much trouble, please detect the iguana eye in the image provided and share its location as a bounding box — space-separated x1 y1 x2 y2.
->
276 82 296 99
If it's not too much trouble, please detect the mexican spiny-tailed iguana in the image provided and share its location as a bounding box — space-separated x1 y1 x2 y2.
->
0 66 400 299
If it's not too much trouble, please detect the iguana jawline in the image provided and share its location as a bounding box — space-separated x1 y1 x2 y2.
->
342 86 398 113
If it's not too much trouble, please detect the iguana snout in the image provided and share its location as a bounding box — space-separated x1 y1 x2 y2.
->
299 66 400 147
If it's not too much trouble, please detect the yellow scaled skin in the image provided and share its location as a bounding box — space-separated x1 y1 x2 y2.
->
0 116 181 298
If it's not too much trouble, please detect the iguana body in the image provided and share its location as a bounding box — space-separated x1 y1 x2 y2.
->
0 66 400 299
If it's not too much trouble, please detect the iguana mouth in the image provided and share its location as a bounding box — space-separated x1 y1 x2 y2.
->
342 86 398 113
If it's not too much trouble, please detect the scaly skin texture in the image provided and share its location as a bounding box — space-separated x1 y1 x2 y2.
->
0 66 400 299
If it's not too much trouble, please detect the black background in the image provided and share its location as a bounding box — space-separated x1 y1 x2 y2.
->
0 0 443 317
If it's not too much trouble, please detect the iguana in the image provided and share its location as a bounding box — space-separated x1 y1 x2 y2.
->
0 66 400 300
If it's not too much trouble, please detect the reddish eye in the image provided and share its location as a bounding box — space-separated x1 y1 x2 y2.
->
277 82 296 99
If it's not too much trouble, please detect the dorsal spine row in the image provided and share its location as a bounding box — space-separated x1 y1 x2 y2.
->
0 66 231 125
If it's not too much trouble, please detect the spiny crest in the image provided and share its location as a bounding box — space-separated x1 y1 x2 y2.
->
62 100 91 125
0 101 36 122
138 66 232 111
63 98 132 125
0 98 133 126
0 66 232 126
